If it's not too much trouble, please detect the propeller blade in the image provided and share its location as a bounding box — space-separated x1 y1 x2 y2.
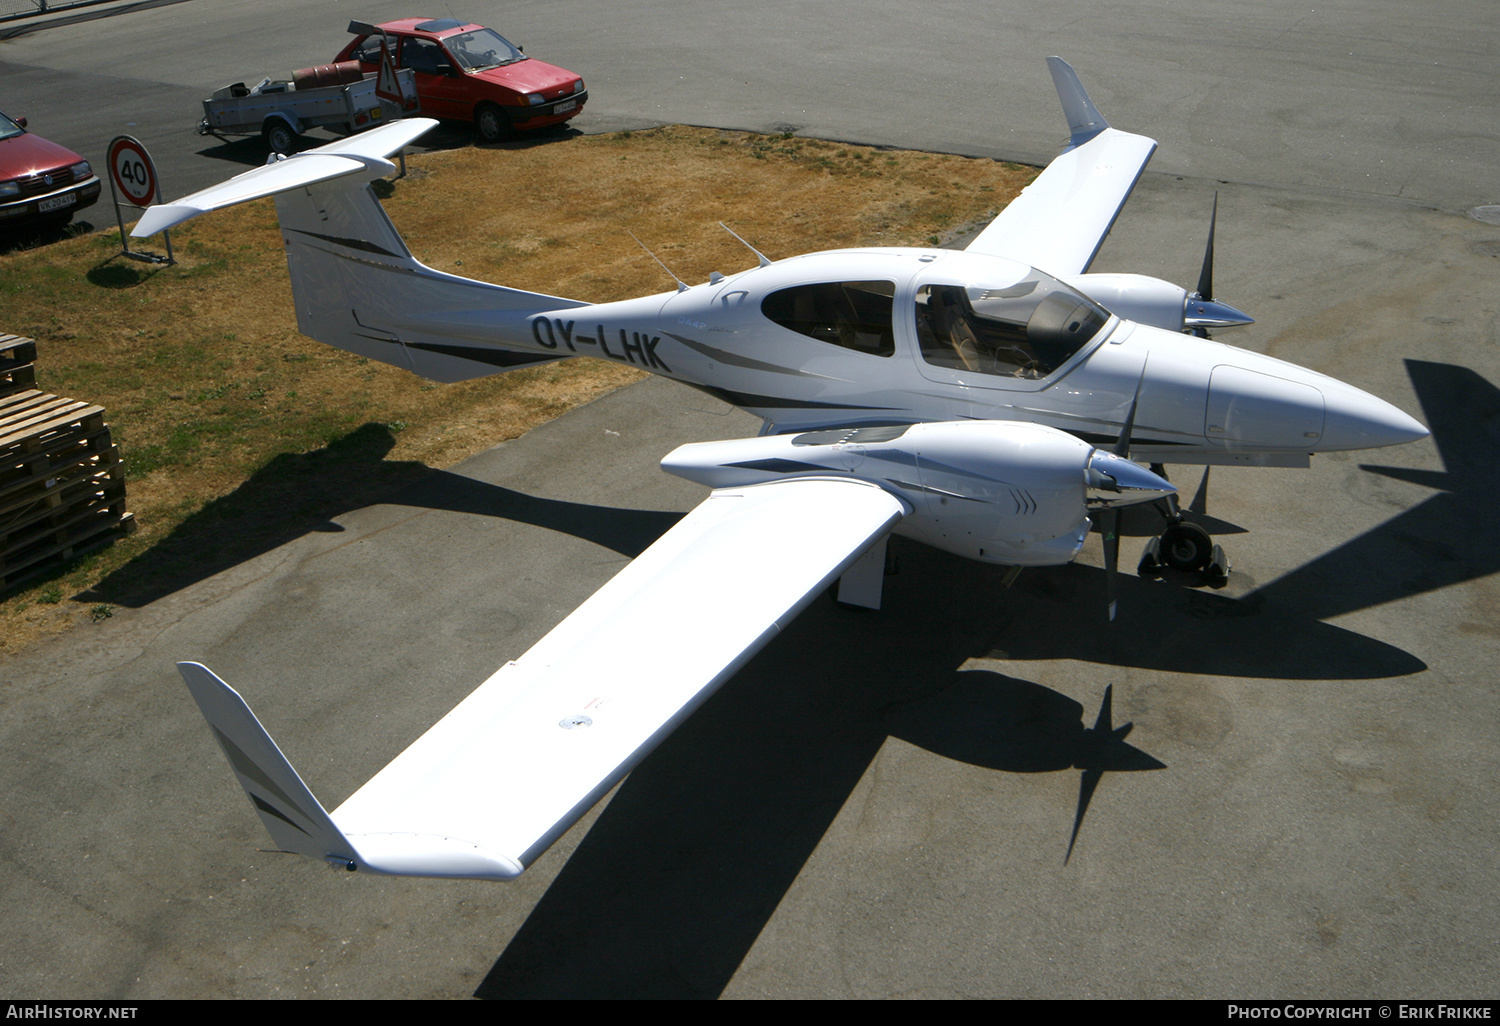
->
1115 360 1148 457
1103 507 1120 622
1101 363 1155 622
1194 192 1219 301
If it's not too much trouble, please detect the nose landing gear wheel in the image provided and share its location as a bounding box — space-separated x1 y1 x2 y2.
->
1159 521 1213 572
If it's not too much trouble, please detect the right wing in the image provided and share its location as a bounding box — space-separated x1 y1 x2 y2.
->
182 476 906 880
964 58 1158 276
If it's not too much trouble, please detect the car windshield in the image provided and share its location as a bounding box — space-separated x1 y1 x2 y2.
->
0 113 23 141
445 28 525 71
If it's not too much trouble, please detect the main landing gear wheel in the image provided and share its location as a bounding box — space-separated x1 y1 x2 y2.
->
1138 521 1230 588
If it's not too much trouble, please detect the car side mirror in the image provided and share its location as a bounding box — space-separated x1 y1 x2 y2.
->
15 116 26 129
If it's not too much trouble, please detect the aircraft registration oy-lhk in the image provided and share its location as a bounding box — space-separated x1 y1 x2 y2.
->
134 59 1427 881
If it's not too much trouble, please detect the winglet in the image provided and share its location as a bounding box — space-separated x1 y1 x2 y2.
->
177 662 360 871
1046 57 1110 146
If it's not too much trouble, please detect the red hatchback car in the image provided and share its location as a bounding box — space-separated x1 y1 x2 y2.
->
334 19 587 142
0 111 101 229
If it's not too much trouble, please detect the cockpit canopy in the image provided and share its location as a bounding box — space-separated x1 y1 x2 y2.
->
915 271 1110 379
752 257 1111 381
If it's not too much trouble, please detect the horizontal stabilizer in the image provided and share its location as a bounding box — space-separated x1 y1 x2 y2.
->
132 118 438 237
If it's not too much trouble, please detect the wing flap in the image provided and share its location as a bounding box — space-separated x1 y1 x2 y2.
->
329 477 907 877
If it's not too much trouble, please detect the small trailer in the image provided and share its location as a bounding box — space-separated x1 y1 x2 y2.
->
198 61 419 154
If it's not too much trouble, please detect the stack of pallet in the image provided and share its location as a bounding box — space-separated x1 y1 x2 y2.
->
1 334 135 590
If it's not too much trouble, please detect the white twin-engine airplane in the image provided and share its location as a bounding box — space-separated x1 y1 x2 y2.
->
135 59 1426 881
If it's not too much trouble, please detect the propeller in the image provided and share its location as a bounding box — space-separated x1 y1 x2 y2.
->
1182 193 1254 337
1101 377 1138 621
1085 363 1174 621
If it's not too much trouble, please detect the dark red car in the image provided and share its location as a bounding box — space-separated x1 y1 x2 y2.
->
0 111 101 229
334 18 587 142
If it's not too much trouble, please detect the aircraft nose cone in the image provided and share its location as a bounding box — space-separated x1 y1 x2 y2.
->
1085 451 1176 508
1320 384 1430 451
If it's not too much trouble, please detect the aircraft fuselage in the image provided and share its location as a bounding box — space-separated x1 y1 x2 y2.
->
481 246 1425 463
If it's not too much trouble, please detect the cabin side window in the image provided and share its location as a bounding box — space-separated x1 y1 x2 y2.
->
761 281 896 357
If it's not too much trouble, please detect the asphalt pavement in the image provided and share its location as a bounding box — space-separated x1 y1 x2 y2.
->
0 0 1496 1001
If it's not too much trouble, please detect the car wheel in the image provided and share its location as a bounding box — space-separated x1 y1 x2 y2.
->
263 119 297 155
475 103 511 143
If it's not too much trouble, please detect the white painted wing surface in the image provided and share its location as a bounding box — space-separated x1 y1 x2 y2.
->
330 477 907 879
964 125 1157 276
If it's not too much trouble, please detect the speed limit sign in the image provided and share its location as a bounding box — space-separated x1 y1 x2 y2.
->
107 134 171 263
107 136 158 207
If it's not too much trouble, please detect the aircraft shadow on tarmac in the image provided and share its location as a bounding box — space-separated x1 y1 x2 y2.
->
82 421 682 607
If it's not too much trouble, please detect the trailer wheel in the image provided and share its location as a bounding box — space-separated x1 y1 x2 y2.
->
263 119 298 155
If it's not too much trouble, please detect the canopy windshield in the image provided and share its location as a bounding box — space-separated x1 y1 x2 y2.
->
915 270 1109 379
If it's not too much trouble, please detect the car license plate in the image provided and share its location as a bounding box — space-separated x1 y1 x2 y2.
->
553 100 576 114
38 193 75 213
370 107 383 120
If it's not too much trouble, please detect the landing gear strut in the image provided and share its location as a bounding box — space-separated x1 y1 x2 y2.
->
1137 465 1230 587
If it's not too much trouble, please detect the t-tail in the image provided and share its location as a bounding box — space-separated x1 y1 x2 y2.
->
131 119 584 382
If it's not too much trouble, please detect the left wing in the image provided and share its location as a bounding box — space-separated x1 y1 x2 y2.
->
182 476 906 880
965 58 1157 276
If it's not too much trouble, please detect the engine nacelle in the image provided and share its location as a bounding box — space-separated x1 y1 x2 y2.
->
661 421 1173 567
1065 272 1189 333
1066 272 1255 334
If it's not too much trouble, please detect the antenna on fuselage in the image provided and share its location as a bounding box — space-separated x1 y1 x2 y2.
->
718 222 772 267
628 231 689 292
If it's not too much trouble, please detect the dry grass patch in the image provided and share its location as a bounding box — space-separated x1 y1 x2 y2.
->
0 126 1033 652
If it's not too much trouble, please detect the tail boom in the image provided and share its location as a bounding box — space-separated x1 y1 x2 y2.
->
132 119 586 382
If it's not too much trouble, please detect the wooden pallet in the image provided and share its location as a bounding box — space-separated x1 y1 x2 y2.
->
0 334 39 399
0 377 135 590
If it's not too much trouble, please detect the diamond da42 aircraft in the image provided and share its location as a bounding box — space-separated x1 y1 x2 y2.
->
134 58 1426 881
